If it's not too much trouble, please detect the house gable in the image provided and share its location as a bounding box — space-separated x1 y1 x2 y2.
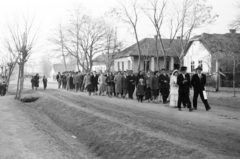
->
184 41 212 73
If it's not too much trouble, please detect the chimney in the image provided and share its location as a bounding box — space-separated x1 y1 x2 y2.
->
177 36 181 39
229 29 236 34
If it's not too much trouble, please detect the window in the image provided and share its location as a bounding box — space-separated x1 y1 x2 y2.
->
128 60 131 70
117 62 120 71
191 61 195 72
198 60 203 69
122 61 124 71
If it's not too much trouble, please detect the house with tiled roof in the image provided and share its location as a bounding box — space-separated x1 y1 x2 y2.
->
182 30 240 88
183 31 240 73
114 37 182 73
92 53 115 72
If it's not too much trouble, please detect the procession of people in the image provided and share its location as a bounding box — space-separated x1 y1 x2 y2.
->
54 65 211 112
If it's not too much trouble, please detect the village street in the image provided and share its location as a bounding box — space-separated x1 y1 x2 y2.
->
0 81 240 159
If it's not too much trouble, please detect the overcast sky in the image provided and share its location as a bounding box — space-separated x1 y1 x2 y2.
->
0 0 239 64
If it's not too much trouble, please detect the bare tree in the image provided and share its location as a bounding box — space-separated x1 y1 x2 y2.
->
78 17 107 72
116 0 143 72
213 44 240 96
5 14 40 99
41 56 52 78
103 25 122 71
230 1 240 30
175 0 217 64
0 51 19 91
50 23 68 70
143 0 169 70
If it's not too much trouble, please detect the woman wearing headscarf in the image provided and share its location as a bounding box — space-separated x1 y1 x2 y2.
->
169 70 179 108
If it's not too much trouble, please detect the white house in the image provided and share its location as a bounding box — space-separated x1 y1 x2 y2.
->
91 53 114 73
183 40 212 73
183 32 240 73
114 37 182 73
182 31 240 88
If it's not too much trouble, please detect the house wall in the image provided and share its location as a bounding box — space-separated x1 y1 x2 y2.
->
92 64 107 73
114 56 175 73
114 57 133 72
184 41 212 73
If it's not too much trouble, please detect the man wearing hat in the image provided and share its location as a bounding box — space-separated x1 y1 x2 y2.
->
159 68 170 104
177 66 193 112
191 66 211 111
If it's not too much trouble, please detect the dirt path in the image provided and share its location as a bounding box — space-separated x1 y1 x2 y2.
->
27 88 240 159
0 95 99 159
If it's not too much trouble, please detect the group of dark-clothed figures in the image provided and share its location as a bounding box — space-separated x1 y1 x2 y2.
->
0 76 8 96
55 65 211 112
176 66 211 112
31 73 48 90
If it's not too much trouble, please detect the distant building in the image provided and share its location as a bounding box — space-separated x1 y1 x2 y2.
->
92 53 115 73
114 37 182 73
183 32 240 73
182 31 240 87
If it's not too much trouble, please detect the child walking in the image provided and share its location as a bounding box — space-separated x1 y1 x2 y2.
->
136 78 145 102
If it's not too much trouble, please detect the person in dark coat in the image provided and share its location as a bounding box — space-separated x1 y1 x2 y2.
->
122 71 129 99
0 78 7 96
34 73 39 90
105 72 114 97
42 75 48 90
79 72 84 92
159 69 170 104
70 74 74 90
151 71 160 103
136 78 146 102
62 73 67 89
144 71 152 102
127 70 135 99
191 66 211 111
56 72 62 89
91 71 99 95
177 66 193 112
31 76 35 90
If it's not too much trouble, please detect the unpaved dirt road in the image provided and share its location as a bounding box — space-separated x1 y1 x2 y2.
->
2 83 240 159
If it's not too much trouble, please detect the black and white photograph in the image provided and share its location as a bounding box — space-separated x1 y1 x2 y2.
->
0 0 240 158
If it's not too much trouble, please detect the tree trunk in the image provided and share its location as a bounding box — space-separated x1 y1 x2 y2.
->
155 36 160 70
158 33 166 70
15 64 21 99
19 62 25 100
76 58 80 71
62 44 67 71
133 27 141 72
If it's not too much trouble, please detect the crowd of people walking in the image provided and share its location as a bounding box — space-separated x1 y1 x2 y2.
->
56 65 211 112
